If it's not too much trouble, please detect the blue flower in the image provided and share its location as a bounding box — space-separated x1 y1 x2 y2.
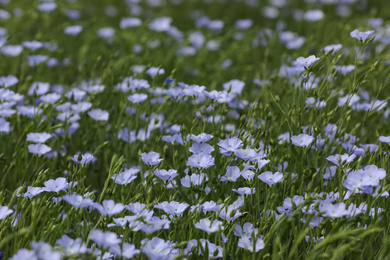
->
141 237 178 260
326 154 356 166
146 67 165 77
238 236 265 253
88 109 109 121
189 133 213 143
189 143 214 155
0 75 19 88
110 243 140 259
64 25 83 36
153 169 178 182
0 205 13 220
63 193 93 209
186 154 215 169
28 144 52 156
293 55 319 68
111 168 139 185
0 45 23 56
258 171 283 186
56 235 87 256
217 137 243 156
220 166 241 182
194 218 224 233
154 201 189 216
291 133 314 147
141 151 163 166
72 153 95 165
26 132 52 143
42 177 70 193
93 200 124 216
320 202 348 218
120 17 142 29
90 229 121 249
350 29 375 42
128 93 148 103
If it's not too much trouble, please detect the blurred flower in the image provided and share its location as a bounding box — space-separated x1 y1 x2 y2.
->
0 205 13 220
90 229 121 248
291 134 314 147
28 144 52 156
141 151 163 165
195 218 224 233
350 29 374 42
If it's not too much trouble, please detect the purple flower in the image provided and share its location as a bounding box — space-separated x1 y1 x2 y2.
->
111 168 138 185
10 249 36 260
0 45 23 56
379 136 390 144
234 223 258 238
220 166 241 182
141 151 163 166
39 93 61 104
72 153 95 165
323 43 342 54
64 25 83 36
148 17 172 32
37 2 57 13
0 118 11 134
56 235 87 256
146 67 165 77
240 170 255 180
0 205 13 220
153 169 178 182
28 82 50 96
186 154 215 169
232 187 255 195
304 9 324 22
28 144 52 156
293 55 319 68
291 133 314 147
141 237 178 260
258 171 283 186
22 186 44 199
128 93 148 103
235 148 257 161
326 154 356 166
190 133 213 143
320 202 348 218
26 132 52 143
154 201 189 216
350 29 375 42
110 243 140 259
63 193 93 209
120 17 142 29
22 41 43 50
194 218 224 233
97 27 115 39
185 239 223 259
90 229 121 248
223 79 245 95
217 137 243 156
88 109 109 121
42 177 69 193
189 143 214 155
30 241 62 260
0 75 19 88
93 200 124 216
238 236 265 253
181 172 208 187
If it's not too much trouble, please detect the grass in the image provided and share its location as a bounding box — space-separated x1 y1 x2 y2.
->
1 0 390 259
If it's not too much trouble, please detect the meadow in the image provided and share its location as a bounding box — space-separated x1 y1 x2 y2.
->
1 0 390 259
